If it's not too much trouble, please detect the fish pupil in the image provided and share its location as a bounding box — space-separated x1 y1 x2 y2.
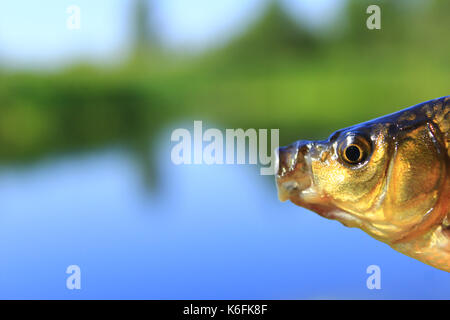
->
345 145 361 163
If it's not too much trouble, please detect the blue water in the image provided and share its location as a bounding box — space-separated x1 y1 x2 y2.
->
0 145 448 299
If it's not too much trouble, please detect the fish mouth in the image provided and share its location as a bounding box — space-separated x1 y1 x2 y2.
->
275 140 347 221
277 170 363 224
276 140 315 202
277 177 340 220
277 177 312 202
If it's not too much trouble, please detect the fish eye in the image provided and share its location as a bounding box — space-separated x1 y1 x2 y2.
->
344 144 363 163
338 134 371 165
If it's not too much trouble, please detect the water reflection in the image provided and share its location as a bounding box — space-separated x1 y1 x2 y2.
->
0 141 448 299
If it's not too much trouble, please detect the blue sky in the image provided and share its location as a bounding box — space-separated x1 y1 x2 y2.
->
0 0 342 68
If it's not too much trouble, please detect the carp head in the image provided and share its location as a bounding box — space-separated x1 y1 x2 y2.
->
276 97 449 246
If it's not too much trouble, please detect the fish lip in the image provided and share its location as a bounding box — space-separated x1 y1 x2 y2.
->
275 142 365 225
275 141 347 222
276 142 301 177
276 178 311 202
276 149 313 201
277 170 365 227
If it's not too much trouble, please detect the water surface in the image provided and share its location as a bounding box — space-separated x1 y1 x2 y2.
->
0 143 448 299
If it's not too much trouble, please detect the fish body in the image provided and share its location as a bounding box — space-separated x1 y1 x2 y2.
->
276 96 450 272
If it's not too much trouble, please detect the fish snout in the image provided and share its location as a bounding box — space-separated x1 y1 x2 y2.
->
277 140 310 177
276 140 313 202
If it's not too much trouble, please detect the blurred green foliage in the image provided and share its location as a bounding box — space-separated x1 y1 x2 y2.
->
0 0 448 169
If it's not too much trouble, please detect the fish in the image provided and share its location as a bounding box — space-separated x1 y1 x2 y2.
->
276 96 450 272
